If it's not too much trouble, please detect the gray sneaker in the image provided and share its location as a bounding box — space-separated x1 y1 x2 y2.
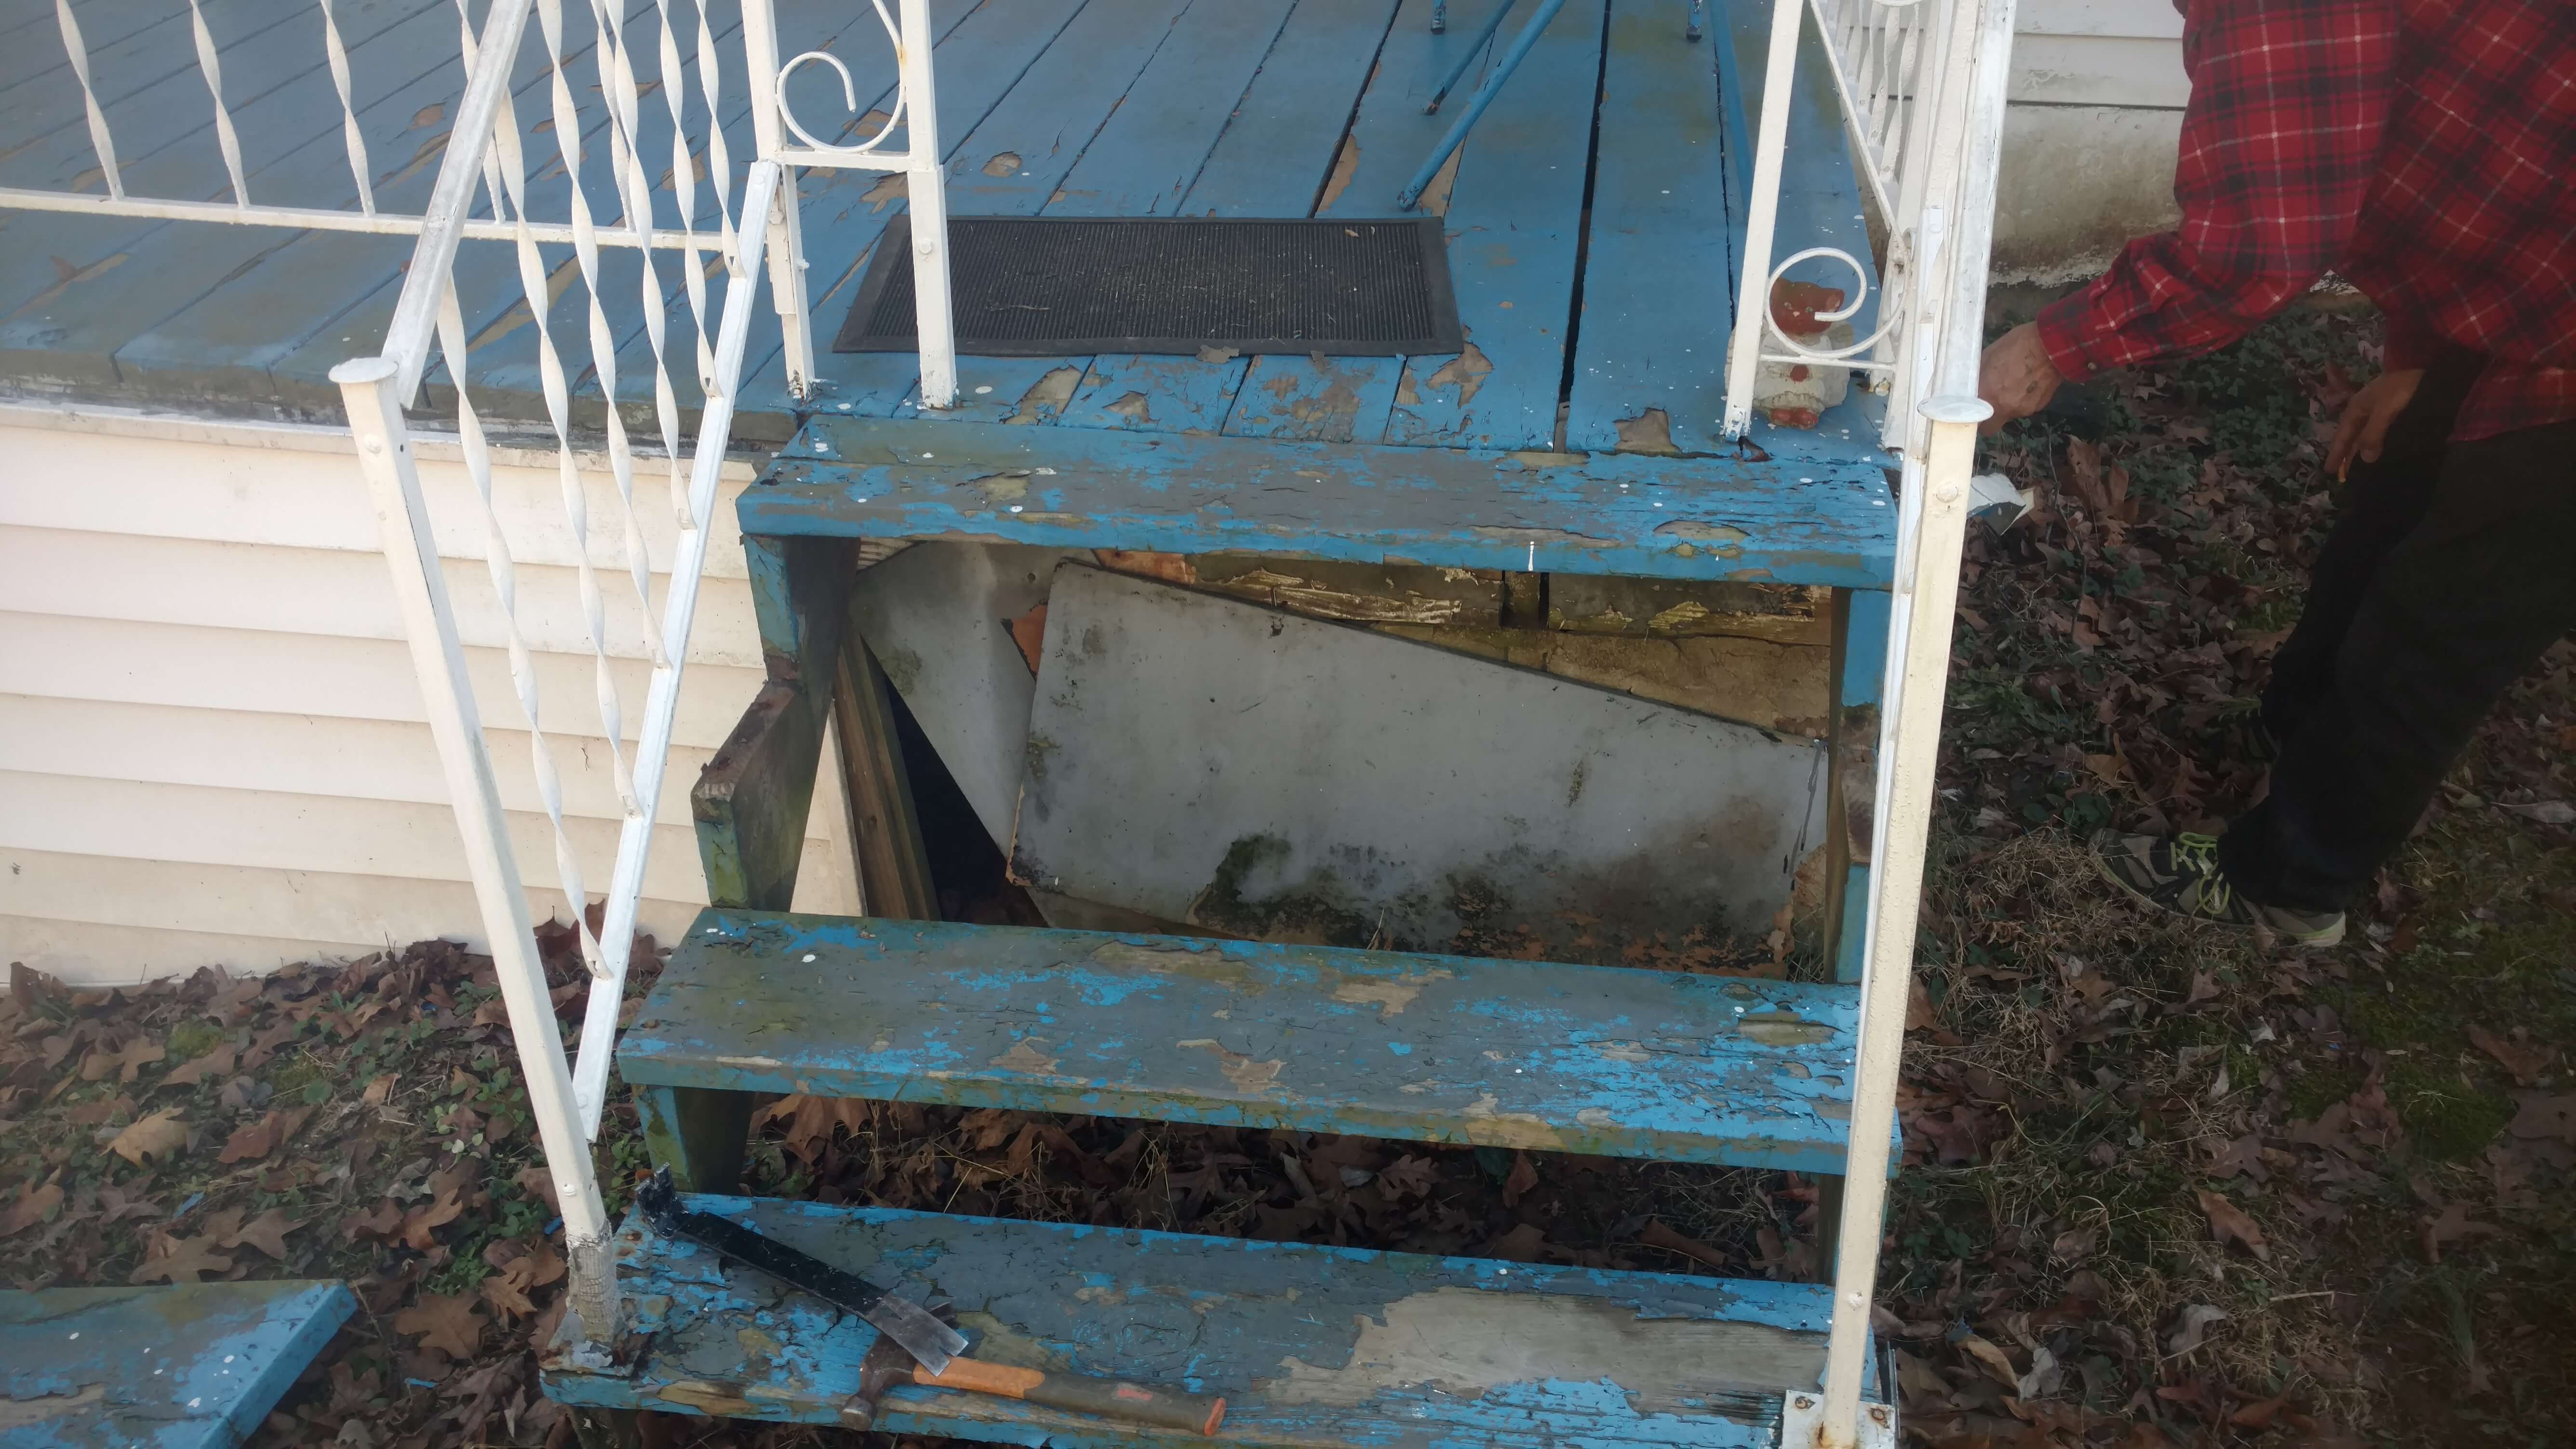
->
2090 829 2345 947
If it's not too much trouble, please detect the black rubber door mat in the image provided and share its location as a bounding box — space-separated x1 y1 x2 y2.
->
832 215 1462 357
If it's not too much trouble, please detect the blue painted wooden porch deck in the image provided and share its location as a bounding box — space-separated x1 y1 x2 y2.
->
0 0 1886 491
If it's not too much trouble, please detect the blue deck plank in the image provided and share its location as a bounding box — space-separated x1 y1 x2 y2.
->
784 0 1179 422
548 1192 1866 1444
1560 0 1735 457
753 411 1896 586
1060 350 1249 432
1057 0 1397 436
0 8 185 98
1 1280 354 1449
238 0 667 408
1170 0 1402 218
1044 0 1297 218
0 0 446 389
622 909 1873 1173
1382 0 1600 450
1216 0 1492 446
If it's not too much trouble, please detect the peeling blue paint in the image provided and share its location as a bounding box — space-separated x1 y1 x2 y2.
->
547 1195 1876 1446
1 1280 354 1448
622 909 1894 1176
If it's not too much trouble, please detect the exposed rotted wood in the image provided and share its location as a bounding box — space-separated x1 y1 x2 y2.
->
831 610 939 922
1548 578 1831 645
1090 550 1507 627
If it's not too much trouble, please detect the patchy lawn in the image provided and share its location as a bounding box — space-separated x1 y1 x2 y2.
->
3 310 2568 1449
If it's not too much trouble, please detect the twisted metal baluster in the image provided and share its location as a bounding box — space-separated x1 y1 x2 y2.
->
433 287 601 979
501 0 623 978
318 0 376 213
579 0 671 679
692 0 735 387
187 0 252 206
455 0 516 225
56 1 124 199
643 0 699 522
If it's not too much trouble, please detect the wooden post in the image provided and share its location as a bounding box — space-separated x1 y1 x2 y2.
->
832 599 941 920
675 533 859 1190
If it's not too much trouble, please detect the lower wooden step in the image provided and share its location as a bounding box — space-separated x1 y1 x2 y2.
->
2 1279 355 1447
544 1193 1875 1446
620 910 1870 1174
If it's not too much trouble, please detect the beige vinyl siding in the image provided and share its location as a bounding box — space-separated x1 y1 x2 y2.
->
0 407 856 986
1998 0 2187 282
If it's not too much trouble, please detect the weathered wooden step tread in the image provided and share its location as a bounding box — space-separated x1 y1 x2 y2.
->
748 416 1898 589
1 1279 355 1448
621 910 1867 1174
547 1194 1874 1446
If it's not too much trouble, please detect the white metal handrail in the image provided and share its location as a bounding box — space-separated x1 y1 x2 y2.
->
2 0 963 1348
1776 0 2017 1443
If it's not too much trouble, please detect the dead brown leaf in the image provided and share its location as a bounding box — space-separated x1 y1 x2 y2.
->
394 1291 486 1358
2468 1026 2552 1086
2418 1200 2497 1264
128 1231 234 1284
1500 1150 1539 1207
105 1109 188 1167
160 1041 239 1088
0 1175 63 1238
219 1207 305 1261
80 1038 165 1083
2193 1187 2270 1260
1956 1333 2021 1391
218 1106 312 1164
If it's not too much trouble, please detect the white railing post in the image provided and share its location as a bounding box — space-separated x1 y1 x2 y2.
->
1798 0 2014 1441
331 356 623 1349
738 0 817 397
1723 0 1810 439
897 0 958 409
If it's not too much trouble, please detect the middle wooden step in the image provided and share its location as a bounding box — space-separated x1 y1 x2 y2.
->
620 910 1867 1175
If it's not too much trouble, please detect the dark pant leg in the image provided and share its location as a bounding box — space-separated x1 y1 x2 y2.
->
2260 351 2484 743
2222 413 2576 910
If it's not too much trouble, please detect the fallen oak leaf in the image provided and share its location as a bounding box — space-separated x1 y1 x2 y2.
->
399 1185 467 1250
219 1207 305 1261
393 1291 486 1359
80 1038 166 1083
161 1041 240 1088
105 1109 189 1167
0 1174 63 1238
341 1199 403 1243
128 1231 234 1284
1500 1150 1540 1208
217 1105 312 1164
2469 1026 2553 1088
1955 1333 2020 1391
2194 1187 2270 1261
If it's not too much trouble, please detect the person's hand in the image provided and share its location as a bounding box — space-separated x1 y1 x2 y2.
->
2325 369 2423 480
1976 322 2063 434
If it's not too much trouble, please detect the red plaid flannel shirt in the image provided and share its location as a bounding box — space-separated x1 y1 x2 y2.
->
2036 0 2576 442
